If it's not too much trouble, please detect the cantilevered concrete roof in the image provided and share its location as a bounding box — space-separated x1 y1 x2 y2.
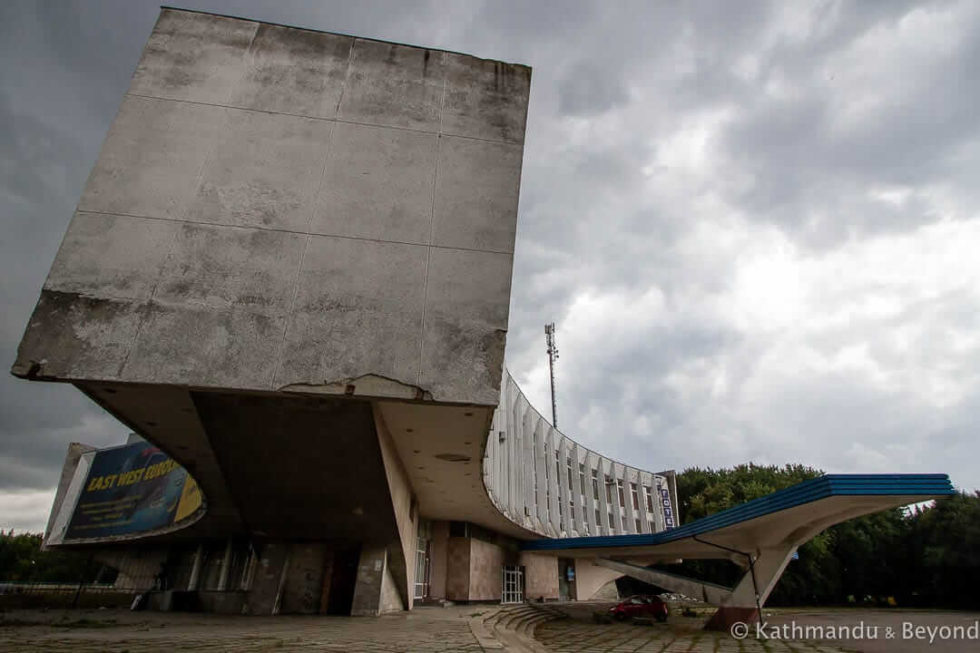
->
521 474 955 559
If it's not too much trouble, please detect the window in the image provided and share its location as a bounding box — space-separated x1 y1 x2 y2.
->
608 513 616 532
605 476 613 503
618 482 626 508
567 457 573 491
630 483 639 510
595 508 601 525
635 519 642 533
645 487 654 513
591 468 599 500
579 463 586 496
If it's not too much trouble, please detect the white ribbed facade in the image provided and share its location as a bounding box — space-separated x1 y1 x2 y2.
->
483 370 675 538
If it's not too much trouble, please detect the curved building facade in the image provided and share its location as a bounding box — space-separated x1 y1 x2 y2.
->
484 371 677 539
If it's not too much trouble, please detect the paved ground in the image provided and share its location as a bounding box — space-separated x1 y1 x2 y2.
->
534 603 848 653
534 603 980 653
0 606 485 652
1 604 976 652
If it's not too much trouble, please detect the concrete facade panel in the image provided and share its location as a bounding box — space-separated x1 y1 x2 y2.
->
442 53 531 144
184 110 334 232
520 551 559 602
279 236 427 389
337 39 446 132
432 136 522 253
124 304 283 389
312 122 438 244
14 292 143 381
78 96 226 220
228 23 351 117
467 537 503 601
45 212 178 301
419 248 512 404
154 224 307 316
129 9 257 104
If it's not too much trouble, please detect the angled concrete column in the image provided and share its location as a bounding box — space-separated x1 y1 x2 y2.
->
187 543 204 591
351 545 404 616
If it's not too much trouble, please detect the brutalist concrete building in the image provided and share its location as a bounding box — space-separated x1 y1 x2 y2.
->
13 8 950 625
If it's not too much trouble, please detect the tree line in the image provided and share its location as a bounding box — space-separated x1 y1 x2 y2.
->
669 464 980 609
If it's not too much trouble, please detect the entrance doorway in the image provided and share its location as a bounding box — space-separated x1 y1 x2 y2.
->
502 565 524 604
558 558 576 601
325 545 360 615
414 527 430 601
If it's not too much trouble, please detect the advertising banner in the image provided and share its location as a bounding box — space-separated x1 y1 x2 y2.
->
64 441 201 540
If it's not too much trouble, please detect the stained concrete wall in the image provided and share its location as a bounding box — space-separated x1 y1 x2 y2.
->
468 538 504 601
445 537 470 600
520 552 559 601
428 520 450 600
13 8 530 408
281 542 327 614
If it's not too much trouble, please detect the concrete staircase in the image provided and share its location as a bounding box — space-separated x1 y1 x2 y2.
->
468 603 566 652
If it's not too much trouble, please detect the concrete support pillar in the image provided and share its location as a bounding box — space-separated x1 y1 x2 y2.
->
187 543 204 591
217 537 233 591
351 545 404 616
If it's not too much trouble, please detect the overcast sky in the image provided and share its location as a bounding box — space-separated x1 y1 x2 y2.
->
3 0 979 532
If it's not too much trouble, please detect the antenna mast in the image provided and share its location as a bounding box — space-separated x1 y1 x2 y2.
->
544 323 559 427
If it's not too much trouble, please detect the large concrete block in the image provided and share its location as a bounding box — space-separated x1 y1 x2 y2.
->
432 136 523 253
16 8 530 409
78 96 225 220
419 248 512 404
130 9 257 104
442 52 531 144
278 236 427 390
228 23 351 118
337 39 446 132
312 122 438 244
154 224 307 316
184 109 333 231
46 212 177 301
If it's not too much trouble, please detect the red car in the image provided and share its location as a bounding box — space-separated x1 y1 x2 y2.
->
609 595 668 622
